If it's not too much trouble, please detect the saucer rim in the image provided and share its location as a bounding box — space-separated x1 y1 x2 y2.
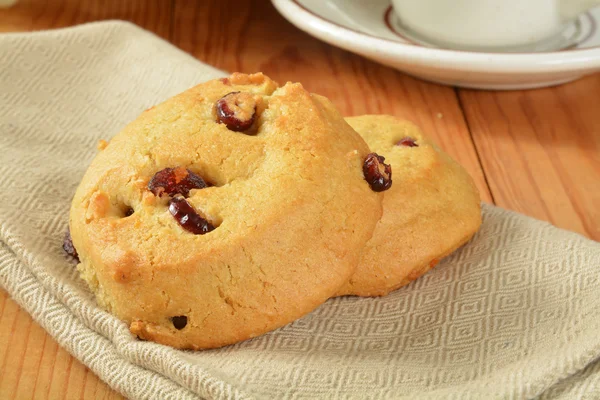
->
272 0 600 73
383 6 597 53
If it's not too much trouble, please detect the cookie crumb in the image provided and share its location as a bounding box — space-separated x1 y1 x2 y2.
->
97 139 109 150
85 191 111 220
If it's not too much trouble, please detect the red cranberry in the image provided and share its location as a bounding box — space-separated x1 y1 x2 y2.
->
63 228 79 262
148 167 207 198
168 196 215 235
363 153 392 192
215 91 257 132
171 315 188 330
396 137 418 147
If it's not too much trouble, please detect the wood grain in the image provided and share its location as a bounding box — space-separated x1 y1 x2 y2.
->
0 289 124 400
459 74 600 240
0 0 172 37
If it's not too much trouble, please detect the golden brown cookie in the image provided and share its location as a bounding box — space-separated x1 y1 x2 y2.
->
69 73 383 349
336 115 482 297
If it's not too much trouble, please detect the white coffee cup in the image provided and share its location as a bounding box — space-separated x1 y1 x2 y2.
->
391 0 600 51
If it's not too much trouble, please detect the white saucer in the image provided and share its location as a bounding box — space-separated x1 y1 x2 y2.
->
272 0 600 89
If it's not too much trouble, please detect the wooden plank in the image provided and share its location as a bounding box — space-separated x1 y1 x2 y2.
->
0 289 125 400
0 0 172 38
171 0 493 202
458 73 600 240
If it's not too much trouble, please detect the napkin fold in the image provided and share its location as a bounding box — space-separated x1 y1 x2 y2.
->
1 21 599 400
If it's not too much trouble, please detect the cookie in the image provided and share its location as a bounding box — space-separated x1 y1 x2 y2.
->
68 73 383 349
336 115 482 297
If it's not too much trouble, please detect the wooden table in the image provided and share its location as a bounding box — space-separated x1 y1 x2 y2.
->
1 0 598 398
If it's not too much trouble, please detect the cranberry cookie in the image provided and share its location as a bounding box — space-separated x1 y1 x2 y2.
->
336 115 482 297
68 73 383 349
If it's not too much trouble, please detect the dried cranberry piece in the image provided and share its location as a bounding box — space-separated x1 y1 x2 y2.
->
396 137 418 147
363 153 392 192
171 315 188 330
215 91 257 132
148 167 207 198
168 196 215 235
63 228 79 262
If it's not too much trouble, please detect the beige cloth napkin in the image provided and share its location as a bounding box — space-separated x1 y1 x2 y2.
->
1 21 600 400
